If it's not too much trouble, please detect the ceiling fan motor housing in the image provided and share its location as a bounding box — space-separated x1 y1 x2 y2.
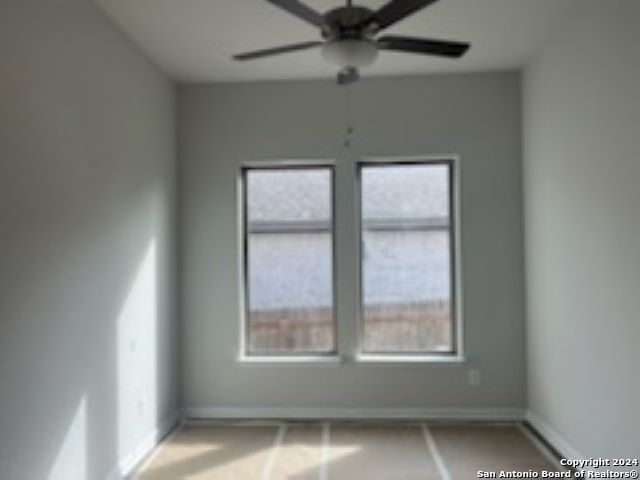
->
322 6 376 40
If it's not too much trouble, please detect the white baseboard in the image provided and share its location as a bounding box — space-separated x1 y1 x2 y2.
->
184 406 525 422
106 410 182 480
525 410 586 465
518 423 566 471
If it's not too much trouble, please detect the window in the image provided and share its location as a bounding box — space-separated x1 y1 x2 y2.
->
359 161 457 355
242 166 336 356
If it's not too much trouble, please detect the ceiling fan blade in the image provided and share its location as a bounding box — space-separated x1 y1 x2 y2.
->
378 35 470 58
366 0 440 31
264 0 325 28
233 41 322 61
337 67 360 85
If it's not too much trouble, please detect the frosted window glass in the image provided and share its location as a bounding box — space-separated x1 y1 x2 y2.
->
360 163 455 353
245 168 335 354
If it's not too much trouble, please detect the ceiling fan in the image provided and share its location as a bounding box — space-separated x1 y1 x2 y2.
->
232 0 470 85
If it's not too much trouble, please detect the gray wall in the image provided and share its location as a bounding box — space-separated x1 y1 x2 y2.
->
0 1 177 478
524 0 640 460
179 73 525 411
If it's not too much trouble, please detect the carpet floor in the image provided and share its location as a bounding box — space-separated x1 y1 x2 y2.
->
131 423 560 480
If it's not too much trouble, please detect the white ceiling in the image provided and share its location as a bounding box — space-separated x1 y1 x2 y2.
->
96 0 580 83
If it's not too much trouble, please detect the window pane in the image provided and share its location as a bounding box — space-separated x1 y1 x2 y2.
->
360 163 454 353
245 168 334 354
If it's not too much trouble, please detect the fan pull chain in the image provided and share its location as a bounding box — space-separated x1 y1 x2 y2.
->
343 84 355 149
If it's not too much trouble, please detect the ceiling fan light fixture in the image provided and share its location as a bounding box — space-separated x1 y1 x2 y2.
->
321 39 378 68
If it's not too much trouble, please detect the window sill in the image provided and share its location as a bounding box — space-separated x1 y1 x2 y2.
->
238 355 343 365
356 354 466 365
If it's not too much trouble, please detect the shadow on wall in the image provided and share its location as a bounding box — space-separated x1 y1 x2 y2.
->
48 233 165 479
0 0 176 478
0 190 171 480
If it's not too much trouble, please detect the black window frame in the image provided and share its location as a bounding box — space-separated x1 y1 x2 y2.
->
356 159 459 357
240 163 338 357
